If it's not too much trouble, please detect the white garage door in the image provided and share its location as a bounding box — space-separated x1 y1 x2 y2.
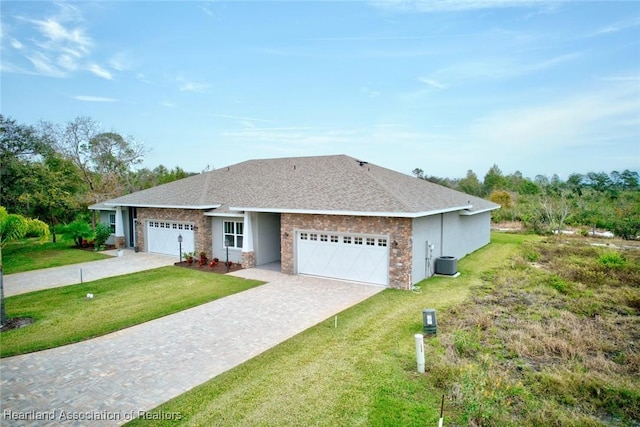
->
297 231 389 286
146 220 195 256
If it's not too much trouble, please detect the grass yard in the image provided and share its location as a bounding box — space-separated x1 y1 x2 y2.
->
127 233 535 427
0 267 263 357
2 237 111 274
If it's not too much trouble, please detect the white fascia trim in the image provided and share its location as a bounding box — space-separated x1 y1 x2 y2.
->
88 205 116 211
103 203 222 210
229 205 473 218
459 206 501 216
204 212 244 218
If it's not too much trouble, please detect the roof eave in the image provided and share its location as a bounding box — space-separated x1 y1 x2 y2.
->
228 205 473 218
102 202 222 210
459 206 501 216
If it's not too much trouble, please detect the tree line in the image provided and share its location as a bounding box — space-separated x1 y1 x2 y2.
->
1 114 637 240
0 115 195 230
413 164 640 239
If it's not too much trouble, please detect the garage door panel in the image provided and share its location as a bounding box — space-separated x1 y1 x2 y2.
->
147 221 194 256
297 232 388 286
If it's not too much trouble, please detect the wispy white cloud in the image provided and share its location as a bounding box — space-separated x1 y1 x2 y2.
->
208 113 273 123
432 52 581 83
10 38 24 49
27 16 92 57
469 85 640 152
73 95 117 102
4 3 121 80
419 77 447 89
160 100 176 108
25 51 66 77
593 17 640 36
108 52 133 71
136 73 153 84
87 63 113 80
179 80 212 93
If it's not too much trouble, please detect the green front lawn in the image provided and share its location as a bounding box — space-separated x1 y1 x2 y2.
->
2 237 111 274
0 267 263 357
128 233 535 426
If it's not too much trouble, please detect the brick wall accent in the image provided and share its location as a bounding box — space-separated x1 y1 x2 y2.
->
241 251 256 268
114 236 125 249
135 208 212 258
280 214 413 289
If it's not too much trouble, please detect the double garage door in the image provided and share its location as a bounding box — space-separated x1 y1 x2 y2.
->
297 231 389 286
146 220 195 256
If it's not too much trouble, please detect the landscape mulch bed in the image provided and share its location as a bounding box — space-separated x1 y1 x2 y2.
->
174 261 244 274
1 317 34 332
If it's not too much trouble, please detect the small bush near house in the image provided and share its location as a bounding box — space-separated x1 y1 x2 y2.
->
93 223 112 249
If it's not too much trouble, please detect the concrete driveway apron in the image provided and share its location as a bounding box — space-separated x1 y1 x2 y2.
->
0 268 384 426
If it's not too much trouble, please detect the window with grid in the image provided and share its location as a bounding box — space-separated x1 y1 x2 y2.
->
108 214 116 233
223 221 244 249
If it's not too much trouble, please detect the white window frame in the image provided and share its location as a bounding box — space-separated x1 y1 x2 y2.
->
108 213 116 234
223 220 244 249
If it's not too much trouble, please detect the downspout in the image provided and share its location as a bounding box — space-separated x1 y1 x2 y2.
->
440 213 444 256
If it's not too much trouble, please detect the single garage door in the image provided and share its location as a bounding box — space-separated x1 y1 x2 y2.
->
297 231 389 286
146 220 195 256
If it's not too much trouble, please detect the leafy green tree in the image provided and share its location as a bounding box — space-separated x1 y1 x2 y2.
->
0 207 49 324
412 168 424 179
0 115 54 215
483 164 505 196
585 171 612 193
458 170 483 196
610 192 640 239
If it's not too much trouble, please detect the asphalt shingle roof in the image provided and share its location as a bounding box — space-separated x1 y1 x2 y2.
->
102 155 499 216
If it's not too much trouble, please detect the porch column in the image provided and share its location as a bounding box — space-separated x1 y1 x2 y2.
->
114 206 125 248
241 211 256 268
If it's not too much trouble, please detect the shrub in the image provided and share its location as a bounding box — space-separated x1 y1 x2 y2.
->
598 252 626 269
60 219 93 247
93 223 112 249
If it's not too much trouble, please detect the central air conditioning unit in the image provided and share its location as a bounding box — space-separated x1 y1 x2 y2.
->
435 256 458 275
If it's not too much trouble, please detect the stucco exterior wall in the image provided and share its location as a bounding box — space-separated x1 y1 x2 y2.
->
135 208 212 257
412 210 492 283
280 213 413 289
254 212 281 266
210 216 243 264
411 214 442 283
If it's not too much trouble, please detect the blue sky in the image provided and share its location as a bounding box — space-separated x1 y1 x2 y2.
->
2 1 639 180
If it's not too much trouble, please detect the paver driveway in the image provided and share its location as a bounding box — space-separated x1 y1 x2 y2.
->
3 250 176 297
0 267 384 426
